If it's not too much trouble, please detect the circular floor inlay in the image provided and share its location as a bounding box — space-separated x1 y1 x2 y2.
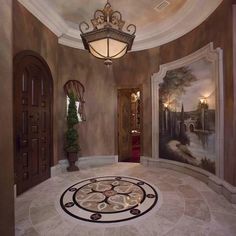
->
60 176 161 223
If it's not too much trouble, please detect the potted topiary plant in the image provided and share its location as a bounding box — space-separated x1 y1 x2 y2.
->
65 93 80 171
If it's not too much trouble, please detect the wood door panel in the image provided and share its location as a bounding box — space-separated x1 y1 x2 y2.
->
22 97 28 106
21 139 28 148
118 89 132 161
22 152 28 168
22 70 29 92
41 137 46 143
14 51 52 195
23 171 29 181
41 112 47 132
31 125 38 133
31 138 39 176
22 111 28 135
41 147 46 161
31 76 39 106
41 101 46 107
117 88 143 162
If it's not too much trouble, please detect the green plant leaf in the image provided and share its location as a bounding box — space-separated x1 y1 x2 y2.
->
65 93 80 152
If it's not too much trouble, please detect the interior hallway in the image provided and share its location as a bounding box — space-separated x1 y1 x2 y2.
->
1 1 236 235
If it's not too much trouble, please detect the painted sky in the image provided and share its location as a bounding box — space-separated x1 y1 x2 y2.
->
177 59 215 112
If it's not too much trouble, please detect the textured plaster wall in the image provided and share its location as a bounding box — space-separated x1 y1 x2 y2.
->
234 5 236 81
113 0 235 185
13 0 117 162
113 48 160 157
13 1 59 165
58 46 159 158
58 46 116 158
0 0 15 235
233 4 236 186
13 0 235 185
159 0 235 185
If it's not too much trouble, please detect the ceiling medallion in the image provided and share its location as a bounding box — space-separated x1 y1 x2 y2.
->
79 0 136 66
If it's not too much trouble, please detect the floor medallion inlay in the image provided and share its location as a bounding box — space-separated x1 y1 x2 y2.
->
60 176 161 223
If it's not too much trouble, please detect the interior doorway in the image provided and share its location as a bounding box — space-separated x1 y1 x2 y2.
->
13 51 53 195
117 88 142 162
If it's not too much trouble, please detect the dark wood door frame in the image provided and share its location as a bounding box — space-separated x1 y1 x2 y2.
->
13 50 53 195
117 86 143 161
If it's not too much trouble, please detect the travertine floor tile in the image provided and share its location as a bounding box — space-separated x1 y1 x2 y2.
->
15 163 236 236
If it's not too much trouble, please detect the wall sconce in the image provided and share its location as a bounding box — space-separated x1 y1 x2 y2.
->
200 97 207 105
163 103 169 108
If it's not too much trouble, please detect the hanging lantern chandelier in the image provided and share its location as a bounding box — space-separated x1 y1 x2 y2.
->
79 0 136 66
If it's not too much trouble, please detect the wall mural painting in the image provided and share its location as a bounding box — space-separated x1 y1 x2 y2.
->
159 59 216 174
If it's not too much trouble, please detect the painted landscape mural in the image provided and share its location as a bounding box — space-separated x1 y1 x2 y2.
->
159 59 216 174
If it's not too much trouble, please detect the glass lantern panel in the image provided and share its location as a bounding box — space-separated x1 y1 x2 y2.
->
108 39 127 58
89 39 108 58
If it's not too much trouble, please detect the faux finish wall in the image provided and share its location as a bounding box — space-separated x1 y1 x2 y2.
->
58 46 116 158
234 5 236 80
113 48 160 157
161 0 235 185
0 0 14 235
13 0 117 162
233 5 236 186
114 0 235 185
13 0 235 185
13 1 59 165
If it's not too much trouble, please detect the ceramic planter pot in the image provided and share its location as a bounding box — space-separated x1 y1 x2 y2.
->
67 152 79 171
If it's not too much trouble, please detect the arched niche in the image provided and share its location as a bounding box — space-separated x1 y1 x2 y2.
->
151 43 224 178
64 80 86 122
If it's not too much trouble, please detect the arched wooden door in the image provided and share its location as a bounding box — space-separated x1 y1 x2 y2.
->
14 51 53 195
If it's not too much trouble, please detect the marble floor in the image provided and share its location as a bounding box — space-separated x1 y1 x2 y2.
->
59 175 160 224
15 163 236 236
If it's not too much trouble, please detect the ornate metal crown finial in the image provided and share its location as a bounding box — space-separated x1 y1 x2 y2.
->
79 1 136 35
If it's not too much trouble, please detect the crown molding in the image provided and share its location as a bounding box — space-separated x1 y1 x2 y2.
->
58 35 84 49
18 0 223 51
17 0 68 37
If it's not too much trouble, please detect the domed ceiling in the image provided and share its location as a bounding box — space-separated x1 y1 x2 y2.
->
18 0 222 51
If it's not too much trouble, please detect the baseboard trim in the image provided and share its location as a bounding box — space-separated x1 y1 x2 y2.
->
140 157 236 204
51 155 118 177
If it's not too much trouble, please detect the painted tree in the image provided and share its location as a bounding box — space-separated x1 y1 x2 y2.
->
65 93 79 153
159 67 197 110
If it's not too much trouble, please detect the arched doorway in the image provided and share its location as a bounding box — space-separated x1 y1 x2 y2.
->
117 88 143 163
189 124 195 132
13 51 53 195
